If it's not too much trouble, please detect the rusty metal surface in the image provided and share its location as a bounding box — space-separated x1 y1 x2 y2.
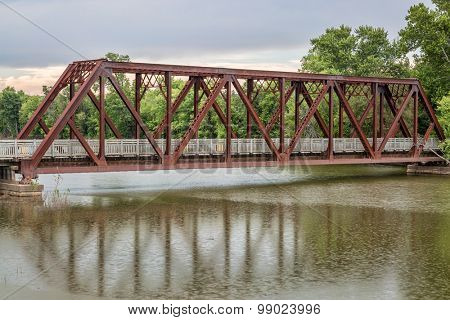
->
15 59 446 179
30 156 443 175
103 61 421 84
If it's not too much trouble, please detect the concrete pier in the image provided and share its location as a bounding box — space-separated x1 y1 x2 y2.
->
0 165 43 197
407 164 450 176
0 165 15 181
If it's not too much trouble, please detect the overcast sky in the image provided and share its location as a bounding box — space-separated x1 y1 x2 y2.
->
0 0 433 94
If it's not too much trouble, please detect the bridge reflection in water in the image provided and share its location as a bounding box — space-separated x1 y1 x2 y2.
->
1 175 450 299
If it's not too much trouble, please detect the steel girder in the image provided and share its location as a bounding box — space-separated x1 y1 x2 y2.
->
17 59 446 179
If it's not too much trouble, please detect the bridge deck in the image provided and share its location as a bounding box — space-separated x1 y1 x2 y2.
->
0 138 440 160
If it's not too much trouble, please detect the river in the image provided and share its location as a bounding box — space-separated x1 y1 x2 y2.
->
1 165 449 299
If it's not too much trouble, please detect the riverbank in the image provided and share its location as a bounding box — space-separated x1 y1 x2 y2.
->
407 165 450 175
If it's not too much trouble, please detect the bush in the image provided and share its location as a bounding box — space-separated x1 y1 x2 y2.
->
437 94 450 159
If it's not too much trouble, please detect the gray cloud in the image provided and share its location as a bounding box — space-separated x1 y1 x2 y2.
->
0 0 433 68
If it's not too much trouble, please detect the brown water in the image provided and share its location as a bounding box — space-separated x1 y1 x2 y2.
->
1 165 449 299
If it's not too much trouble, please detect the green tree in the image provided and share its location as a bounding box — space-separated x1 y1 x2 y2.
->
399 0 450 104
301 25 410 77
0 87 25 137
19 95 41 126
105 52 130 63
437 93 450 158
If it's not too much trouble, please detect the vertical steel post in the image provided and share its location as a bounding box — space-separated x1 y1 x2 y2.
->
379 91 384 138
279 78 285 153
372 83 378 153
294 82 300 131
69 82 75 139
246 79 253 138
135 73 142 139
99 76 105 160
338 83 344 138
413 86 418 154
193 77 199 139
165 72 172 157
328 84 334 159
226 80 232 163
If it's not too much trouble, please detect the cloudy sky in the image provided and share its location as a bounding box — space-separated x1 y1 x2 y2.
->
0 0 432 94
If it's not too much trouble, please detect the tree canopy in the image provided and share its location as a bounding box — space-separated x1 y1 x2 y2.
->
399 0 450 104
0 87 24 137
300 25 410 77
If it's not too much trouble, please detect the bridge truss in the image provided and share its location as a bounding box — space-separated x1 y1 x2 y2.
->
16 59 445 179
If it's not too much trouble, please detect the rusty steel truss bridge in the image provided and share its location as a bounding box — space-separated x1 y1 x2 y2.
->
0 59 446 181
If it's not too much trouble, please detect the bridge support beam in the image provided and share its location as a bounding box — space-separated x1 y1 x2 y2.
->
12 59 445 173
0 165 43 198
193 77 200 139
279 77 285 153
246 79 253 138
226 80 232 163
327 85 334 160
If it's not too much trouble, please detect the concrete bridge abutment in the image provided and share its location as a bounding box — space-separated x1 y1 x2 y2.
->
0 165 43 198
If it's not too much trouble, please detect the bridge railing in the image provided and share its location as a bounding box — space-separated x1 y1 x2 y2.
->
0 138 441 160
